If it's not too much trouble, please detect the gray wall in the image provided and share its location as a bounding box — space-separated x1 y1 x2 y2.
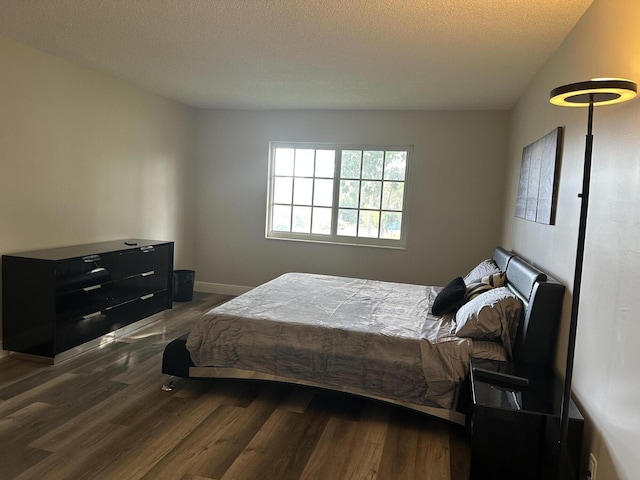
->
192 109 509 291
502 0 640 478
0 36 196 357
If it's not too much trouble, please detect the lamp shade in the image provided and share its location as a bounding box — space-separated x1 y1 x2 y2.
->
550 78 637 107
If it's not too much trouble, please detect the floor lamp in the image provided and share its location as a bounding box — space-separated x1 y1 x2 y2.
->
549 78 637 477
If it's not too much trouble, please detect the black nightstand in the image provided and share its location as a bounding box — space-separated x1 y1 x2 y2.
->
468 358 584 480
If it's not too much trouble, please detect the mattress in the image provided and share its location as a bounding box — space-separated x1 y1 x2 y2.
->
186 272 478 409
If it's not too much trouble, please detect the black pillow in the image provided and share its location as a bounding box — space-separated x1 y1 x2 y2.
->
432 277 467 316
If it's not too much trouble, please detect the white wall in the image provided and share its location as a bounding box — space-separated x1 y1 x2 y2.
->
502 0 640 478
193 109 509 290
0 36 196 355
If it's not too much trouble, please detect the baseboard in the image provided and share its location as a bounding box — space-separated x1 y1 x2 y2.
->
194 281 253 296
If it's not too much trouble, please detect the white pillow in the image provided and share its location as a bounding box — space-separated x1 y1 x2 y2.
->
463 259 501 285
455 286 523 358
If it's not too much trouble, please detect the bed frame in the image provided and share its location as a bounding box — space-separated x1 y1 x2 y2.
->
161 247 565 425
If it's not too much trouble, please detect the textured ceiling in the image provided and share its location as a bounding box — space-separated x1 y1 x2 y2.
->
0 0 594 110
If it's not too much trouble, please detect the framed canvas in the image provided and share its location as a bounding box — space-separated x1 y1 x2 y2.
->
515 127 563 225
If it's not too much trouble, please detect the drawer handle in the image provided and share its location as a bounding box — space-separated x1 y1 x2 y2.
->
82 311 102 321
141 270 155 277
141 293 154 300
83 284 102 292
82 254 101 263
140 246 155 253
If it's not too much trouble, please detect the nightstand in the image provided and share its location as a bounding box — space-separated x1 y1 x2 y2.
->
468 358 584 480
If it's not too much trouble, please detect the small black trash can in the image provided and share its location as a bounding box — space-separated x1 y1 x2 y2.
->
173 269 195 302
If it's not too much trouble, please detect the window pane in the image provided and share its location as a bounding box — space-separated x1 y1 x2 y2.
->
337 209 357 236
380 211 402 239
269 143 409 247
273 177 293 204
315 150 335 177
360 181 382 209
273 205 291 232
339 180 360 208
381 181 404 210
313 178 333 207
384 151 407 180
292 206 311 233
293 177 313 205
312 207 332 235
341 150 362 179
358 210 380 238
294 149 315 177
274 148 294 176
362 151 384 180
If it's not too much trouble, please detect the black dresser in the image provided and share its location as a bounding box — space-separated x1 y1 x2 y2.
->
2 239 174 362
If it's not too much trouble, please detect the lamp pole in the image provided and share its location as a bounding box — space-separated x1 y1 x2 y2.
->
549 79 636 479
557 98 593 478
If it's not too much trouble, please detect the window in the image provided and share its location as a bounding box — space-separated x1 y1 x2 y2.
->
266 142 411 248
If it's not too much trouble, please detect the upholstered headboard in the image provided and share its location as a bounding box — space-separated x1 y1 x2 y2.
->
491 247 565 368
492 246 514 272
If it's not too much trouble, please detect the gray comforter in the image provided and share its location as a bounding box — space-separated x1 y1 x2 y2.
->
186 273 477 409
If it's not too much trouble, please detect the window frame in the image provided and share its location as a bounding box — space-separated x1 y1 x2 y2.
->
265 141 412 249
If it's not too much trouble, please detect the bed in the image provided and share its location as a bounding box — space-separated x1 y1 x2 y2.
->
161 247 565 425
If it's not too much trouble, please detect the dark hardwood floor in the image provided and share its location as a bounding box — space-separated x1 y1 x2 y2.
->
0 292 471 480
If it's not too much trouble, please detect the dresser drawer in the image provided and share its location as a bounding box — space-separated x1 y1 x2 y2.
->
104 291 168 331
56 265 114 294
55 269 169 320
109 269 169 301
118 245 170 278
55 244 171 294
56 311 112 353
55 290 169 354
